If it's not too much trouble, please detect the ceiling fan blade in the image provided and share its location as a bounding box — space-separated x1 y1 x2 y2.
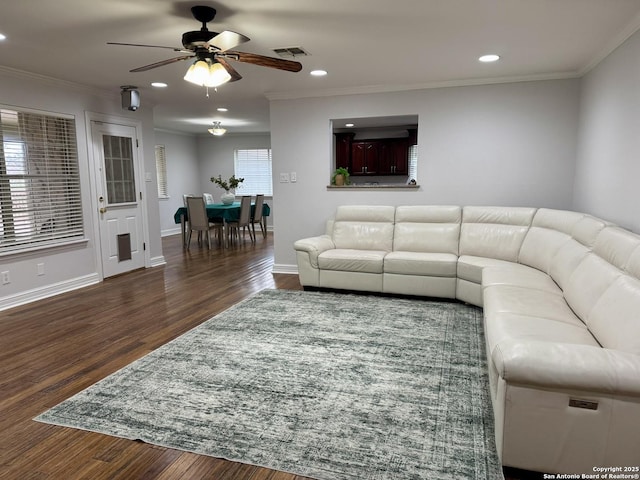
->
130 55 194 73
224 51 302 72
207 31 250 52
108 41 187 52
216 58 242 82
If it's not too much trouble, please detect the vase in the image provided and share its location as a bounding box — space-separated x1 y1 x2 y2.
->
221 191 235 205
334 174 345 186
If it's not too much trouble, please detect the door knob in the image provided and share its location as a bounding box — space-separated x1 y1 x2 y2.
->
99 207 107 214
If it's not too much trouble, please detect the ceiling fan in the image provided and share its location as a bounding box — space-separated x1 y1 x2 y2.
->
108 5 302 86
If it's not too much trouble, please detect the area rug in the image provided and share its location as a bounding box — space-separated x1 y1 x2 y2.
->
35 289 503 480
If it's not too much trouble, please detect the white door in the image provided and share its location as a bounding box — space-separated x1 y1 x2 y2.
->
91 121 145 277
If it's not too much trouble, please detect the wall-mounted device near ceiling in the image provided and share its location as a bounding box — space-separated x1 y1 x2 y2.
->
120 85 140 111
107 6 302 89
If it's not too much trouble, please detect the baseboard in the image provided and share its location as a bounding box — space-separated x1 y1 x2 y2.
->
272 264 298 275
0 273 101 312
149 255 166 267
161 228 181 237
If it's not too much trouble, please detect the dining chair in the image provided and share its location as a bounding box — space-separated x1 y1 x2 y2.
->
250 194 266 239
227 195 255 245
185 196 223 249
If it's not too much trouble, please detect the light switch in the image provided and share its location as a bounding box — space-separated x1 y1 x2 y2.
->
279 173 290 183
290 172 297 182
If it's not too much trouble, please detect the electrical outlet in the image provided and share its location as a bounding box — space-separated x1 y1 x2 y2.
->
279 173 290 183
1 271 9 285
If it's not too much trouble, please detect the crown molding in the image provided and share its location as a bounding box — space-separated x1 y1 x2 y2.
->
265 71 580 101
578 11 640 76
0 65 117 100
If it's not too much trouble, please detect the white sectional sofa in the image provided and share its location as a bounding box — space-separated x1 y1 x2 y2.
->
294 205 640 474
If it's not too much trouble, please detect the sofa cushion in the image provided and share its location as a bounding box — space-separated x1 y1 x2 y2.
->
457 255 517 283
332 205 395 251
485 312 599 355
564 253 623 322
393 205 461 254
587 276 640 355
318 249 387 273
548 239 590 291
593 226 640 271
483 284 585 327
528 208 585 234
384 251 457 276
482 265 562 295
459 206 536 262
518 227 571 274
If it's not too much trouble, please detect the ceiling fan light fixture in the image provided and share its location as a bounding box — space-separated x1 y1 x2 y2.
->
208 121 226 136
184 59 232 88
204 62 232 88
184 60 211 85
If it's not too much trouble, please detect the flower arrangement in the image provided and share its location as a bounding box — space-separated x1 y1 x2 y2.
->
210 174 244 192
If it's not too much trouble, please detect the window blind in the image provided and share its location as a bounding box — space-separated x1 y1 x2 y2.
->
408 144 418 182
234 148 272 196
0 107 83 253
155 145 169 199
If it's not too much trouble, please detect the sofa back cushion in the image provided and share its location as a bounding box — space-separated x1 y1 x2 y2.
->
587 276 640 355
393 205 461 254
519 209 584 273
563 253 622 322
544 215 607 290
459 206 536 262
332 205 396 251
593 227 640 271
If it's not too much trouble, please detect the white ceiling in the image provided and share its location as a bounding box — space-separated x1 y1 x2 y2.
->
1 0 640 135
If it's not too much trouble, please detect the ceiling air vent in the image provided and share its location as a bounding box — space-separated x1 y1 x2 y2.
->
272 46 310 58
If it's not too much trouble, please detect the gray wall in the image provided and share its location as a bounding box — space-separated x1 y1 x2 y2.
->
574 29 640 232
0 68 161 309
156 131 273 237
269 79 581 271
155 130 200 236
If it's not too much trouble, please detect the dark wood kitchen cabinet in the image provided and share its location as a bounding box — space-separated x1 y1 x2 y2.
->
334 130 416 177
378 141 409 175
351 141 379 175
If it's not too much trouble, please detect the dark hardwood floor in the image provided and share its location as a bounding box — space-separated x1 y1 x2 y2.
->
0 233 538 479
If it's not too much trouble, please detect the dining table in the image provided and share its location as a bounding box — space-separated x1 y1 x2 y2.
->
174 201 270 248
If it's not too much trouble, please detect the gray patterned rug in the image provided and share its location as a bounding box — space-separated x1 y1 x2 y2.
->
35 289 503 480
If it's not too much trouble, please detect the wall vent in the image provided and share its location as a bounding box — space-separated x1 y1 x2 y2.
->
272 46 310 58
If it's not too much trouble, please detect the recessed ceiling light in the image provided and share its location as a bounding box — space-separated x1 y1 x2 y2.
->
345 123 354 127
0 33 6 41
217 107 228 112
479 54 500 63
310 70 327 77
151 82 168 88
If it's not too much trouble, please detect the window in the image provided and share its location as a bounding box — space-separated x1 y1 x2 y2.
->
408 144 418 182
155 145 169 199
0 107 83 253
234 148 272 196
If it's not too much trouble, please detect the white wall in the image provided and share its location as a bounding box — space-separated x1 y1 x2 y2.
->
0 69 160 310
155 130 199 236
196 133 274 229
270 79 580 270
155 132 275 237
574 29 640 232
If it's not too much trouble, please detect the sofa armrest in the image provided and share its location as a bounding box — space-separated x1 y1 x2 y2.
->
492 340 640 396
294 235 335 268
